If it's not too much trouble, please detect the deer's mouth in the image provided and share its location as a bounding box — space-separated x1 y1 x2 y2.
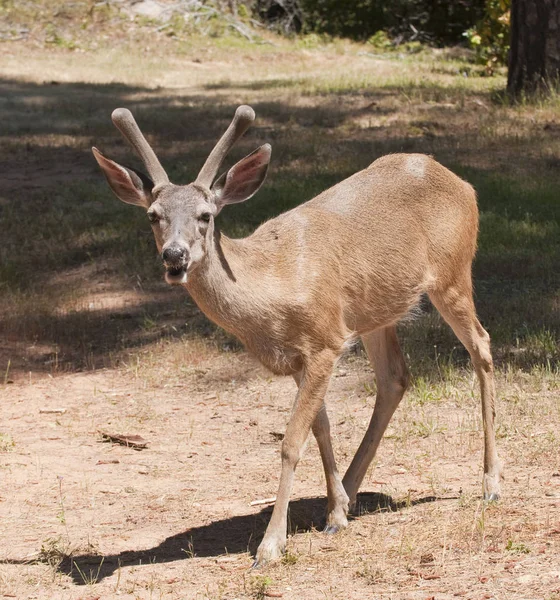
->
165 266 187 285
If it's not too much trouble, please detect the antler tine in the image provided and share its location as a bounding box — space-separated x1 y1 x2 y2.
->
111 108 169 188
196 105 255 187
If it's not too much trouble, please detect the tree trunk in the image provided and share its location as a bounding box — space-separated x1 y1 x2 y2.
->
507 0 560 96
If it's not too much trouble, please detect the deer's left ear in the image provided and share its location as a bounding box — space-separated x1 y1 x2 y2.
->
92 147 154 208
211 144 271 214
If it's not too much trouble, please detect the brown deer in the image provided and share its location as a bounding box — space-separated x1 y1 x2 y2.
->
92 105 503 566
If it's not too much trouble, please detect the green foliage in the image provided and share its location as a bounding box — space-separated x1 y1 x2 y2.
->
250 575 274 599
237 3 251 18
299 0 485 45
464 0 510 74
368 30 392 49
301 0 385 40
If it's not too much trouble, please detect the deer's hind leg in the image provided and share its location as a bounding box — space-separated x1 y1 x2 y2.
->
428 270 503 500
342 325 410 510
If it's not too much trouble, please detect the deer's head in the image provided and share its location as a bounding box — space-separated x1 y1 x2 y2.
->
93 106 270 284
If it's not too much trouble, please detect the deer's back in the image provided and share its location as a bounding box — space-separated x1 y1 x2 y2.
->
304 153 476 270
306 153 478 266
244 154 477 332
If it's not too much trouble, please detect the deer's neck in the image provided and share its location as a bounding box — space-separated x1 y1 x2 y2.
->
185 228 256 341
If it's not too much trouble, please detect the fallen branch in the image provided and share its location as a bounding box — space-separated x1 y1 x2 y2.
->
227 21 253 41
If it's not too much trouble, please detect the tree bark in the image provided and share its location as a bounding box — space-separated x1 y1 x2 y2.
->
507 0 560 96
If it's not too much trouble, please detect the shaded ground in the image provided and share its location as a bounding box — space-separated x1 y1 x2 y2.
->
0 43 558 379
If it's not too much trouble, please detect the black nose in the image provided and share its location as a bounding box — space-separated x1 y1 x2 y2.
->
162 246 187 264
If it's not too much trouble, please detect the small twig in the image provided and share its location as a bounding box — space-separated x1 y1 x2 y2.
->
249 496 276 506
57 476 71 544
3 359 11 385
40 408 67 414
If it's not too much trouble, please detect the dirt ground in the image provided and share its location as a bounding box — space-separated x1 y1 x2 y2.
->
1 347 559 599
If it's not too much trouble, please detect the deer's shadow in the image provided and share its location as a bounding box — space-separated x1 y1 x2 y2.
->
37 492 445 584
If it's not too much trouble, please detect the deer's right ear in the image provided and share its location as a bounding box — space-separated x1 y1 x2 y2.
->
92 147 154 208
211 144 271 213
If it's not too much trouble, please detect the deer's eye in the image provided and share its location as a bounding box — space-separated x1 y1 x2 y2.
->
147 211 160 224
199 212 211 223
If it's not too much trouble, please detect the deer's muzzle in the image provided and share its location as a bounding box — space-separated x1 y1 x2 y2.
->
162 244 189 285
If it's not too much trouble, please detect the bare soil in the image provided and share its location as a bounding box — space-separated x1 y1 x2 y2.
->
1 349 559 599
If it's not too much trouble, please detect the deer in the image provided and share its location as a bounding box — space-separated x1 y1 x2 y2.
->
92 105 503 567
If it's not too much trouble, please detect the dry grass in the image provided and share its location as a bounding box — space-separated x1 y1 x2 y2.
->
0 356 558 599
0 20 559 600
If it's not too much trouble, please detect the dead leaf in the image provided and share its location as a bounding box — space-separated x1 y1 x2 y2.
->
99 431 148 450
409 569 441 580
420 552 435 564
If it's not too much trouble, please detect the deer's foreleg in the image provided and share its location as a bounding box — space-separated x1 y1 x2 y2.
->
254 350 337 566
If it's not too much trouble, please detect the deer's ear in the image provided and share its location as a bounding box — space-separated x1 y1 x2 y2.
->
211 144 271 213
92 147 154 208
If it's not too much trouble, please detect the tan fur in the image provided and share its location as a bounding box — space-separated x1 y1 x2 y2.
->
94 109 503 568
188 155 476 372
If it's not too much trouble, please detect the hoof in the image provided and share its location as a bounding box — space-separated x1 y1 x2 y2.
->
324 489 350 532
483 471 502 502
253 537 285 568
323 524 341 535
323 505 348 534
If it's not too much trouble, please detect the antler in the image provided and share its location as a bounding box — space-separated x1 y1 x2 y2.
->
111 108 169 188
195 105 255 188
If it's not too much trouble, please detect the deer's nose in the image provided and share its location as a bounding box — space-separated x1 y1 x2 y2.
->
162 245 187 264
